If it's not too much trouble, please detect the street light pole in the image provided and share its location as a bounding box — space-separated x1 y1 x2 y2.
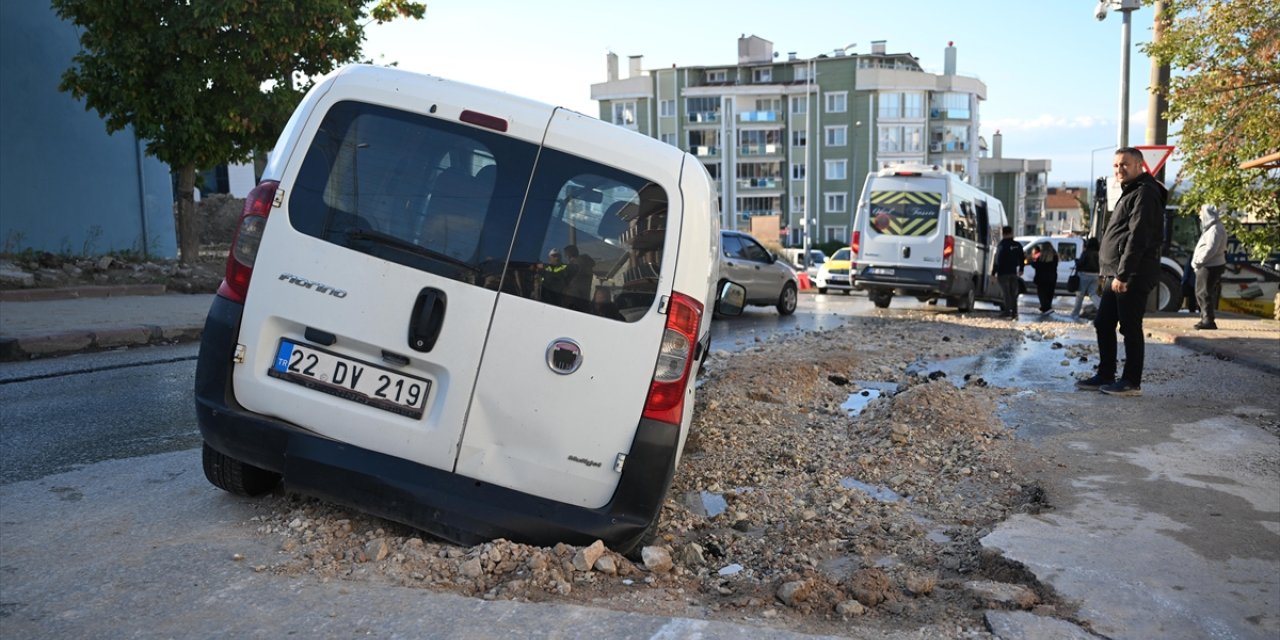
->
1096 0 1142 148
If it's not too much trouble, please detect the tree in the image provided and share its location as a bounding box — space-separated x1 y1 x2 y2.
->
1144 0 1280 260
53 0 426 264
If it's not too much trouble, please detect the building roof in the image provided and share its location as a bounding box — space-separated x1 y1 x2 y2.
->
1045 187 1085 210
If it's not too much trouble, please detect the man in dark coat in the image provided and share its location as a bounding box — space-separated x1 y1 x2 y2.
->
1077 147 1167 396
991 226 1025 319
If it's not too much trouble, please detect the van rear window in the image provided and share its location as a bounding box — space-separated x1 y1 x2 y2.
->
868 190 943 236
288 100 666 322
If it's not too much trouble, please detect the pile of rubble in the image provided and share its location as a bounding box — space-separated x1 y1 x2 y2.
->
238 315 1069 637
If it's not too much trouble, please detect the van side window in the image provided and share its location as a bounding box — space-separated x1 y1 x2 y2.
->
1057 242 1078 261
509 147 668 322
955 200 977 241
290 100 535 286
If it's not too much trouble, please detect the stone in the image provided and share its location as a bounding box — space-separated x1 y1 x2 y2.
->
718 563 743 576
0 269 35 288
572 540 606 572
676 543 705 567
460 557 483 578
96 256 115 270
836 600 866 617
965 580 1039 609
641 546 673 573
593 555 617 575
848 568 893 607
776 580 810 607
363 539 389 562
905 572 937 595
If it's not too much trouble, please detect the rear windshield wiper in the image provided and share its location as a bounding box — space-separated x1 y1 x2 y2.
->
345 228 478 274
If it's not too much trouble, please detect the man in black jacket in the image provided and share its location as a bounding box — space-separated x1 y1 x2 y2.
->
991 226 1025 318
1077 147 1167 396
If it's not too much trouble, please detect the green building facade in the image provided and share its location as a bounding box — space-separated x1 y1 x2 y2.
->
590 35 988 248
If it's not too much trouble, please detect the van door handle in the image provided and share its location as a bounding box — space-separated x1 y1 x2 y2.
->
408 287 447 352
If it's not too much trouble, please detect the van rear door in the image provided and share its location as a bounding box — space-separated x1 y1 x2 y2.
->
860 176 947 271
231 87 548 474
455 110 683 508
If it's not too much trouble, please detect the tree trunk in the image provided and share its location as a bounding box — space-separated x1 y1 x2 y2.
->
175 164 199 266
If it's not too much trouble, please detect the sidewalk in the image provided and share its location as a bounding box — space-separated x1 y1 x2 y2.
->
2 287 1278 370
0 286 213 361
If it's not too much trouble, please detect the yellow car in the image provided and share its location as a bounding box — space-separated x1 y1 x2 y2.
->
816 247 854 294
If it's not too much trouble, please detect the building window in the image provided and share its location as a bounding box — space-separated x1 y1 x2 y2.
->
706 69 727 83
824 91 847 113
688 129 719 155
825 125 847 147
825 192 847 213
904 126 924 153
686 97 720 123
612 101 636 128
794 64 811 82
823 226 848 243
879 93 901 119
930 92 971 119
930 125 971 152
904 92 924 119
791 163 806 180
791 129 807 147
660 133 676 147
979 174 994 192
824 159 847 180
791 95 807 114
791 194 805 213
753 67 772 83
878 126 902 153
659 99 675 117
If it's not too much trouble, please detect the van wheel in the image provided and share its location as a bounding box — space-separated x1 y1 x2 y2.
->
202 443 280 497
870 290 893 308
957 284 976 312
817 286 828 294
777 282 798 315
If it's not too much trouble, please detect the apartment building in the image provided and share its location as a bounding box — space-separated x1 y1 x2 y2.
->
590 35 986 247
1042 186 1088 235
977 131 1051 235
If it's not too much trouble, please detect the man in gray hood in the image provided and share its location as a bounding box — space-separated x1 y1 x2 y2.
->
1191 204 1228 330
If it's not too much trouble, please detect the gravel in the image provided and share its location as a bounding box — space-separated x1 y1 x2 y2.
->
233 313 1081 638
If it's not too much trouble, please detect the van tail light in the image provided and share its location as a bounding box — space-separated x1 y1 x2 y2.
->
941 235 955 273
217 180 279 304
642 292 704 425
850 230 861 269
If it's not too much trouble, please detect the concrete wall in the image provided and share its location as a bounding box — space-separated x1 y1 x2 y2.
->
0 3 176 259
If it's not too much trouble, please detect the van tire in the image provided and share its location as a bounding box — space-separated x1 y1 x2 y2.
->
817 286 828 294
202 443 280 497
957 284 976 312
777 283 798 315
620 515 661 561
870 290 893 309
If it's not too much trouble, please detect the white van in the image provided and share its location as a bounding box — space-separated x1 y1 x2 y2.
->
195 65 741 554
851 164 1008 311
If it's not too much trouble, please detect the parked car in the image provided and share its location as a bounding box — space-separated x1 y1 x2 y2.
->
815 247 854 294
783 248 827 279
194 65 745 556
719 230 800 315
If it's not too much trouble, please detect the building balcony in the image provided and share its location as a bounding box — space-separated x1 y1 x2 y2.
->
739 110 781 123
929 108 972 120
736 177 782 190
739 143 782 156
929 141 969 153
688 111 721 124
691 145 719 158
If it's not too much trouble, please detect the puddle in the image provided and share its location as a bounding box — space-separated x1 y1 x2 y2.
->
842 381 900 416
684 490 728 518
840 477 906 503
908 334 1093 390
926 528 953 544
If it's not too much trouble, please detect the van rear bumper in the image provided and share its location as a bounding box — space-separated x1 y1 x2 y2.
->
855 265 958 295
195 295 671 552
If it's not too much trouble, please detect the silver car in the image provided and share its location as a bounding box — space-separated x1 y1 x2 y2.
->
719 230 799 315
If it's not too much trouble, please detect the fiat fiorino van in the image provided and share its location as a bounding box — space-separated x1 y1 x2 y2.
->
195 65 740 554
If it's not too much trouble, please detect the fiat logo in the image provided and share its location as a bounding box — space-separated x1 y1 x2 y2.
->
546 339 582 375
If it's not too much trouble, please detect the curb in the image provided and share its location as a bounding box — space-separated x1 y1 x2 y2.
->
0 324 204 362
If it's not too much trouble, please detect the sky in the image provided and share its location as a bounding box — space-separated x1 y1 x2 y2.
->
362 0 1179 185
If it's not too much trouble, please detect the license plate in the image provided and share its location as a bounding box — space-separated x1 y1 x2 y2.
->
870 267 895 276
268 339 430 419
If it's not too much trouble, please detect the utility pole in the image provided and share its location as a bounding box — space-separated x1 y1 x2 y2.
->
1146 0 1171 183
